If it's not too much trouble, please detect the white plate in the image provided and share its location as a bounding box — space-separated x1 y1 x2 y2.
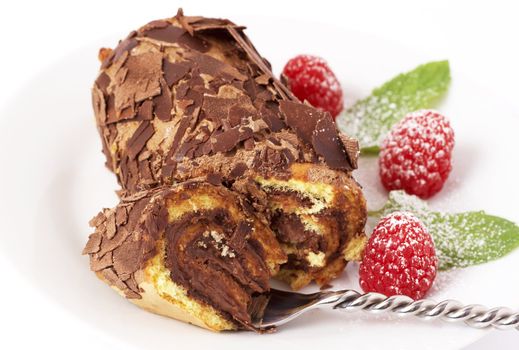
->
0 17 518 350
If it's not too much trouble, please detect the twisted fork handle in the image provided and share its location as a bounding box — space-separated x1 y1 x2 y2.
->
329 290 519 330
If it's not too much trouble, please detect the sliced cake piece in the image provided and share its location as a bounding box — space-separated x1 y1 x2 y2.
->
256 163 366 289
83 180 286 331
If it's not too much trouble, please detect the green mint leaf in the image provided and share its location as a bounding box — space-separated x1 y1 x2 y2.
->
337 61 451 154
369 191 519 270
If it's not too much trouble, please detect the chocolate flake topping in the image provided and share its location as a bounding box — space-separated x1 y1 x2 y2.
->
93 10 358 191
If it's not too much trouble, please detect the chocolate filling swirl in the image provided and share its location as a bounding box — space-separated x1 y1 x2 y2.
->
84 180 285 329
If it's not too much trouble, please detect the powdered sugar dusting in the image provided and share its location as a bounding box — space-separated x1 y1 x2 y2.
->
374 191 519 270
343 88 446 147
337 61 451 150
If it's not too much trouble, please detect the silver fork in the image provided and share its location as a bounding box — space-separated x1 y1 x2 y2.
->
254 289 519 331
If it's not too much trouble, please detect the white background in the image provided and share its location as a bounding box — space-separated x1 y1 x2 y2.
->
0 0 518 348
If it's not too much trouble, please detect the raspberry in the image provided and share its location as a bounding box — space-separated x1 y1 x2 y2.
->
379 110 455 199
359 212 437 299
282 55 343 119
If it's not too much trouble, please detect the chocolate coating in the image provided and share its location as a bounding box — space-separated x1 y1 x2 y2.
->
92 10 359 192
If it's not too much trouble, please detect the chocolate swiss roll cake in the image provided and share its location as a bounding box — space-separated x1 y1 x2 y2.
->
83 180 286 331
85 9 367 330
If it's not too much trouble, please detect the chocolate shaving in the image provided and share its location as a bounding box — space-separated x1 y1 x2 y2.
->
254 74 270 85
143 24 186 43
95 72 111 94
105 212 117 239
82 233 102 255
101 34 138 69
312 117 353 171
139 19 170 32
176 8 195 35
100 268 129 291
182 15 243 32
97 226 131 258
339 134 360 169
119 105 135 121
152 78 173 121
212 127 240 153
113 240 142 276
89 211 106 227
259 105 285 132
136 99 153 120
98 48 113 64
163 59 191 87
166 116 191 163
92 86 107 124
279 100 321 144
206 172 222 185
125 275 141 295
105 94 117 123
230 162 248 178
126 121 155 160
115 206 129 226
91 251 113 271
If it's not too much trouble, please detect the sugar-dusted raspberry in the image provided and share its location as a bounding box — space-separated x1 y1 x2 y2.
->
359 211 437 300
379 110 455 199
282 55 343 118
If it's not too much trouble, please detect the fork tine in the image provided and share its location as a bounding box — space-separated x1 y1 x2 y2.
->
254 288 346 329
